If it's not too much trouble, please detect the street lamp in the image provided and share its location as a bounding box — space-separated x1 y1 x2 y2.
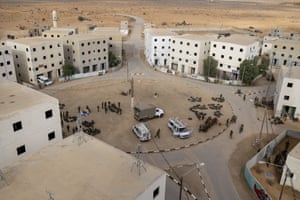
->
258 161 294 200
179 162 205 200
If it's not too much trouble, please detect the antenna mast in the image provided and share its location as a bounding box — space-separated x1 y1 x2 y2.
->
131 144 146 176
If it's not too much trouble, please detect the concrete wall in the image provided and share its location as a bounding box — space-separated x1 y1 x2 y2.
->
0 46 16 82
0 101 62 169
136 174 166 200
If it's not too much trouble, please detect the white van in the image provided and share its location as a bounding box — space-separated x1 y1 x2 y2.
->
168 117 192 139
132 123 151 142
37 76 53 86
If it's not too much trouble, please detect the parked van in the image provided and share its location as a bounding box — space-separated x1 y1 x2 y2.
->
37 75 53 86
168 117 192 139
132 123 151 142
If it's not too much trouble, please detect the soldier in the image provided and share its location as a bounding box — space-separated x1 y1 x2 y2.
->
230 130 233 139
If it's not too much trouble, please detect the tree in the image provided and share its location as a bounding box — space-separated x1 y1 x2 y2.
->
63 63 75 80
257 56 270 75
203 56 218 77
239 60 259 85
109 51 120 68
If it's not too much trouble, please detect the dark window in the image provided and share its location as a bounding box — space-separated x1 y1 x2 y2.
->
48 132 55 140
240 48 244 52
213 44 216 48
230 47 234 50
162 38 165 42
49 45 53 49
238 58 242 62
16 145 26 155
154 39 157 42
291 47 294 50
153 187 160 199
220 63 223 67
283 46 286 49
222 45 226 49
229 56 232 60
274 45 278 48
109 37 112 40
13 121 22 132
287 82 293 88
42 46 45 50
284 95 290 100
33 48 36 52
45 109 53 119
195 44 198 47
212 53 215 56
187 42 190 46
221 55 224 58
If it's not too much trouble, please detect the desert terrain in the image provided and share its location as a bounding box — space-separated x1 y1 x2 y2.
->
0 0 300 39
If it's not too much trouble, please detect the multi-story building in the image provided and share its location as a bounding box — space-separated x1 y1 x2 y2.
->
262 38 300 67
274 66 300 119
210 34 260 79
63 34 109 73
6 37 64 85
93 27 123 61
0 134 166 200
0 46 16 82
169 34 217 75
42 27 78 39
144 28 177 67
0 80 62 169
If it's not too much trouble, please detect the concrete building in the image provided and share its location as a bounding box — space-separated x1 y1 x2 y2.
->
281 142 300 192
169 34 217 75
63 34 109 73
93 27 123 61
120 20 129 36
0 80 62 169
6 37 64 85
262 38 300 67
210 34 260 79
274 66 300 119
0 46 16 82
42 27 78 39
0 134 166 200
144 28 177 67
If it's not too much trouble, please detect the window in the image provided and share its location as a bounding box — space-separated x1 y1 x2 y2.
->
153 187 160 199
13 121 22 132
33 48 36 52
240 48 244 52
194 52 197 56
228 65 231 69
49 45 53 49
45 109 53 119
213 44 216 48
287 82 293 88
222 45 226 49
187 42 190 46
43 56 46 60
162 38 165 42
221 55 224 58
291 47 294 50
180 41 183 45
284 95 290 100
283 46 286 49
16 145 26 155
42 46 45 50
48 131 55 141
195 44 198 47
109 37 112 40
229 56 232 60
212 53 215 57
154 39 157 42
238 58 242 62
230 47 234 50
274 45 278 49
220 63 223 67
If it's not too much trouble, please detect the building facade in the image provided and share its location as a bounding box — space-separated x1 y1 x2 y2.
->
169 34 217 75
63 34 109 73
144 28 177 67
42 27 78 39
262 38 300 67
6 37 64 85
274 66 300 119
0 80 62 169
93 27 123 62
210 34 260 79
0 46 16 82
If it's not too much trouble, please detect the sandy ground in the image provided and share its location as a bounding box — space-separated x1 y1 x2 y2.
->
0 0 300 39
55 77 233 153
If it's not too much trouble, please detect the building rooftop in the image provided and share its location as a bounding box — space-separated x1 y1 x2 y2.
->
173 34 218 41
266 38 300 45
93 27 120 32
289 142 300 160
213 34 259 45
0 134 165 199
281 66 300 79
6 37 58 46
0 81 58 119
144 28 177 36
64 33 106 41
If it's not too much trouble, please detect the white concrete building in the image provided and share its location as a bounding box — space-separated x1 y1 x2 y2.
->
281 142 300 192
210 34 260 79
0 134 166 200
0 80 62 169
262 38 300 67
63 34 109 73
120 20 129 36
274 66 300 119
42 27 78 39
0 46 16 82
169 34 217 75
93 27 123 61
6 37 64 85
144 28 177 67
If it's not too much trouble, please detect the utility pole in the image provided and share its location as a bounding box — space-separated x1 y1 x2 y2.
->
131 77 134 110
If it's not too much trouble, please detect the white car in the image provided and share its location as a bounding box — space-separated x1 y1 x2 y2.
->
37 76 53 86
155 107 164 118
132 123 151 142
168 117 192 139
